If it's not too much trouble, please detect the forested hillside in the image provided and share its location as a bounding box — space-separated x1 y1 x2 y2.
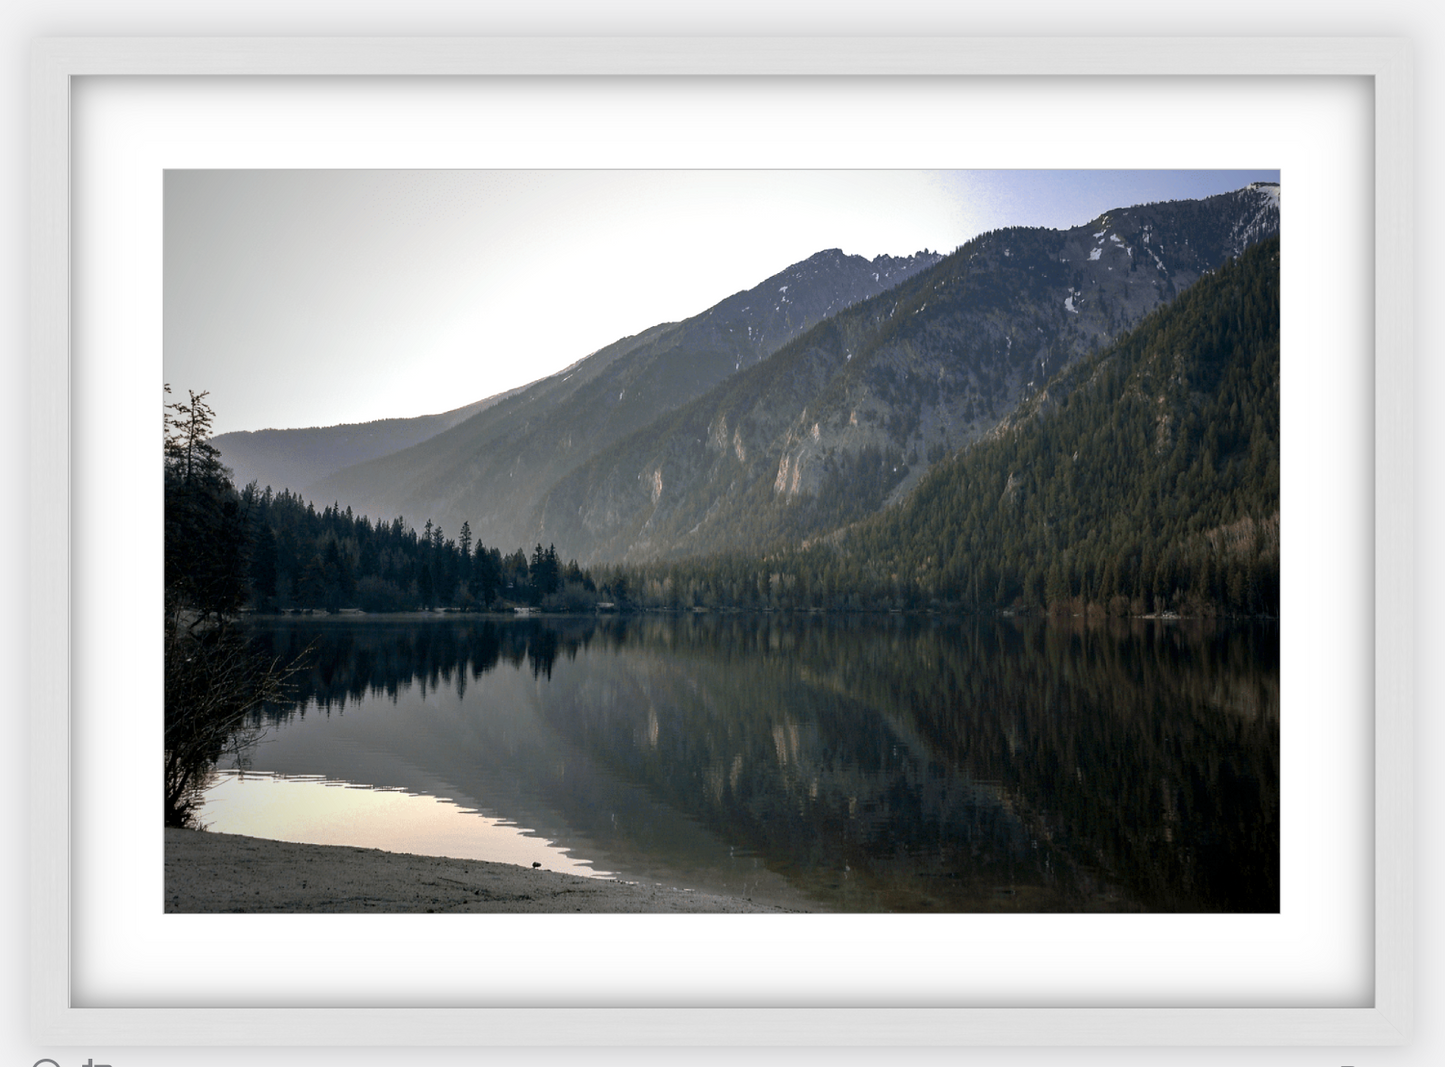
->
854 233 1280 615
617 235 1280 616
179 191 1280 622
239 486 615 615
532 185 1279 564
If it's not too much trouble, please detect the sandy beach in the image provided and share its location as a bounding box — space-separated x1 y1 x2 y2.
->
165 828 812 913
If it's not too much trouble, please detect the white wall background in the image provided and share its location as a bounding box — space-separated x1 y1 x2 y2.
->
4 3 1440 1067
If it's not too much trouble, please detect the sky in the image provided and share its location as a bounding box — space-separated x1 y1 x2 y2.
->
164 169 1280 436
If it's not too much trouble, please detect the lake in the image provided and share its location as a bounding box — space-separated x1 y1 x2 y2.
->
199 612 1279 912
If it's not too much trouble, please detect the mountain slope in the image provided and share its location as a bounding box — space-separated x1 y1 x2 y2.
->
532 184 1280 563
304 248 942 543
212 393 507 495
844 232 1281 615
618 234 1280 617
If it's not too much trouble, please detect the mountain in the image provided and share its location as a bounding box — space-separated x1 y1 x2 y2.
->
530 184 1280 563
302 248 943 543
616 233 1280 617
212 392 510 497
841 232 1281 615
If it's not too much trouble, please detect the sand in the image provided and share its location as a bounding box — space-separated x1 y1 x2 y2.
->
164 828 812 913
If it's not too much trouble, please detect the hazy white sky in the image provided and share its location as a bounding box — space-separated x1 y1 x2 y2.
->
165 169 1278 435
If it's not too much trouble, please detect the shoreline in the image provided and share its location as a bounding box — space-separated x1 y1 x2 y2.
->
165 828 813 913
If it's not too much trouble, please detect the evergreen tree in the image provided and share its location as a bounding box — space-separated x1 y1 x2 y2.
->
163 386 300 827
164 388 251 620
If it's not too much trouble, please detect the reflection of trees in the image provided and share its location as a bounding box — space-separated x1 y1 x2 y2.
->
817 616 1279 912
529 615 1278 912
243 617 602 718
242 614 1278 912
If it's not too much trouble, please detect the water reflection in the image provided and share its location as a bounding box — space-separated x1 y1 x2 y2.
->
201 769 610 876
223 613 1278 912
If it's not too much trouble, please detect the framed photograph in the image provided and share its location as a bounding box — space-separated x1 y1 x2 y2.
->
29 36 1412 1048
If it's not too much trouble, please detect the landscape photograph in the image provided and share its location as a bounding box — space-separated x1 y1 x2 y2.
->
162 168 1281 914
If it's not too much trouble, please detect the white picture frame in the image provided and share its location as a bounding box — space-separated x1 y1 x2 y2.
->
28 36 1413 1048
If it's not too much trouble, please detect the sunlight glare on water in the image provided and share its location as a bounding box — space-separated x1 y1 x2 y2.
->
197 770 612 877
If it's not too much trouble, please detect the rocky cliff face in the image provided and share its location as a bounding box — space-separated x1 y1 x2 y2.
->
530 185 1281 563
303 247 943 547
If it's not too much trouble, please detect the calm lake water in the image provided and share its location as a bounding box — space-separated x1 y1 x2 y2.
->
200 613 1279 912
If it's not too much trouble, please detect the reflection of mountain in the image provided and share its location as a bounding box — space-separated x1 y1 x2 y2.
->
530 646 1047 910
242 615 1277 912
